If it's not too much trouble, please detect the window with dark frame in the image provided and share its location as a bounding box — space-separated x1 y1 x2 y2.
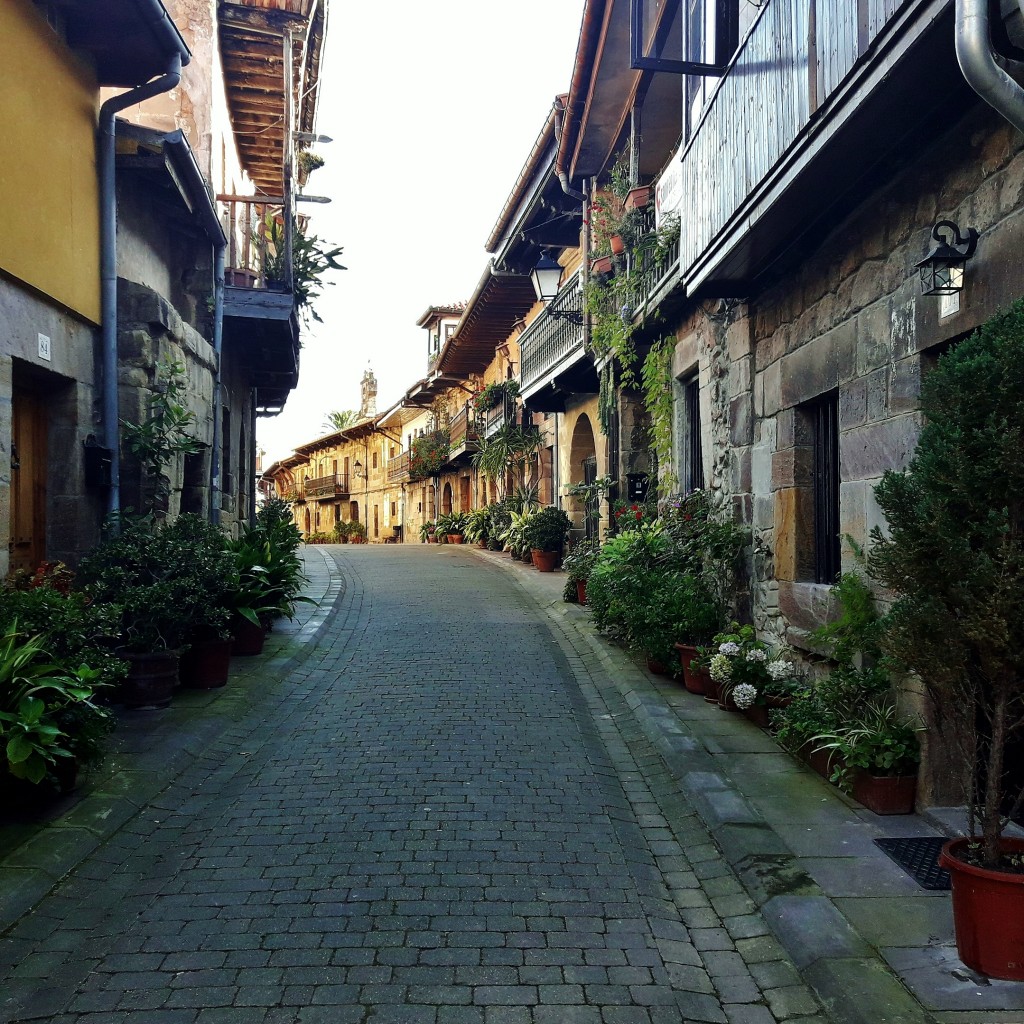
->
810 392 841 585
681 375 705 494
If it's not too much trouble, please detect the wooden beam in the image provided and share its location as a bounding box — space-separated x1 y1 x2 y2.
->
218 2 307 34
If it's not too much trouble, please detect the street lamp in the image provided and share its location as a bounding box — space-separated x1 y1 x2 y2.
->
530 252 563 303
916 220 978 296
353 459 365 479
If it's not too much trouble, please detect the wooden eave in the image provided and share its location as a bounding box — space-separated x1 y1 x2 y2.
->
560 0 681 182
436 266 538 379
218 0 326 193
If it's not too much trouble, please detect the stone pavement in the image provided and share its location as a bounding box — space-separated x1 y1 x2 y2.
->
0 545 1019 1024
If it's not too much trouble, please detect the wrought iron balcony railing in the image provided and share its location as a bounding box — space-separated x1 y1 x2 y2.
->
483 392 517 437
519 278 585 396
448 404 480 456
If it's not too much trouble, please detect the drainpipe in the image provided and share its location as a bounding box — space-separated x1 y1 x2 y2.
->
98 53 183 521
956 0 1024 134
552 97 586 203
210 243 225 524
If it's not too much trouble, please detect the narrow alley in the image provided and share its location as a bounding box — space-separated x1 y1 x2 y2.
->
1 547 1019 1024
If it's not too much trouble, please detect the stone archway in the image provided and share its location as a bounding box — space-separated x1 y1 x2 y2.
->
441 482 453 515
569 414 599 539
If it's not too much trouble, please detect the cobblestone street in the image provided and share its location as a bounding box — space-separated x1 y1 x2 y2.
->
0 546 828 1024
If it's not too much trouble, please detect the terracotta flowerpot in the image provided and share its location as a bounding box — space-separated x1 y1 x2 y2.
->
624 185 651 210
940 837 1024 981
646 657 671 676
718 689 740 712
231 616 267 657
674 643 710 695
180 637 233 690
476 540 487 548
532 549 559 572
576 580 588 605
119 650 179 709
448 534 464 544
427 535 438 543
850 771 917 815
703 678 721 704
744 703 771 729
610 234 625 255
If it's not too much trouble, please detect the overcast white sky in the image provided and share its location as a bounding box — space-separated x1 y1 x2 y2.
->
257 2 587 465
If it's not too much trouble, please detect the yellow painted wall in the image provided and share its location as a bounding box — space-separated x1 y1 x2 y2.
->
0 1 100 324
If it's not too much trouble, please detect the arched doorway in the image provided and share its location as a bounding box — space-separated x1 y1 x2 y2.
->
441 482 453 515
569 414 599 539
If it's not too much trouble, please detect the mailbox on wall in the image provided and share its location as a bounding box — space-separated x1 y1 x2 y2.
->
83 436 113 489
627 473 649 502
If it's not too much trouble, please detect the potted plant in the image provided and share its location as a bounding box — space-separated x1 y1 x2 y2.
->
868 301 1024 979
810 696 921 814
562 540 599 604
703 624 800 715
464 507 492 548
334 520 351 544
436 511 468 544
521 505 572 571
348 521 368 544
77 513 233 707
419 520 438 544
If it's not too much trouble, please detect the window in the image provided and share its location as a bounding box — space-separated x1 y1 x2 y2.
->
372 451 378 470
808 392 840 585
679 375 704 494
390 501 397 518
684 0 740 137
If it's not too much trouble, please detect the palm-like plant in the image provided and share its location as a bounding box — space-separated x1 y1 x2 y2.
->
472 426 543 500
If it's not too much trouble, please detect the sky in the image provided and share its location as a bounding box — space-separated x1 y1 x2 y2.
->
257 1 587 466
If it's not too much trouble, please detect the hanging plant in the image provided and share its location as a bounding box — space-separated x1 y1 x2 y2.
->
598 363 616 438
409 430 450 481
641 337 677 493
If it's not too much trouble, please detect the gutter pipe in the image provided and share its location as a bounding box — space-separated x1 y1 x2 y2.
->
553 97 586 203
98 51 185 522
161 131 227 523
956 0 1024 134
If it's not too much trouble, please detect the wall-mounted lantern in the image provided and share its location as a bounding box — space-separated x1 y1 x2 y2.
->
915 220 978 296
529 253 562 303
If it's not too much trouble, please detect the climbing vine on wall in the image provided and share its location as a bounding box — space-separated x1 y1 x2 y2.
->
641 337 677 493
598 363 616 437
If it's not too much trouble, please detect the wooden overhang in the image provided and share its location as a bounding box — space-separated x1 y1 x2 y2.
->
435 264 539 380
218 0 326 194
64 0 191 87
558 0 682 182
684 2 974 297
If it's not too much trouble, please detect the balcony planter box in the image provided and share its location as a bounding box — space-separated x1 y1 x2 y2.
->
624 185 651 211
591 255 613 276
939 837 1024 981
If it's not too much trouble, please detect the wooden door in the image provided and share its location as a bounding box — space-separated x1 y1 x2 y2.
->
9 387 47 573
459 476 470 513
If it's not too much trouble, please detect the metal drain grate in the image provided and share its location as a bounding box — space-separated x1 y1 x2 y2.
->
874 837 951 890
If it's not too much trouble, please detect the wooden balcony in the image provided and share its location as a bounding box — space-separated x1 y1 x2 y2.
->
519 277 595 412
304 473 350 499
448 404 480 460
387 451 411 484
673 0 963 295
219 195 300 414
282 484 305 503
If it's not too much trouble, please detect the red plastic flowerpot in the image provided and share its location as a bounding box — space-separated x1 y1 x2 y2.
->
576 581 588 605
531 549 558 572
940 837 1024 981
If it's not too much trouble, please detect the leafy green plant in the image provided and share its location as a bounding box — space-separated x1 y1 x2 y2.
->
0 626 111 785
498 508 536 559
259 213 346 324
522 505 572 553
641 337 677 493
418 520 436 542
436 511 468 537
464 507 492 545
472 426 543 499
561 540 600 603
78 513 234 651
811 695 922 790
121 359 203 509
869 300 1024 865
473 380 520 415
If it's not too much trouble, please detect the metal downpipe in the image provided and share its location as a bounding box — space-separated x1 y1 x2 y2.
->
98 54 183 521
210 243 226 524
956 0 1024 134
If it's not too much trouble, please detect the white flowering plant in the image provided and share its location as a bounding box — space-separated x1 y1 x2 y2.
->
697 622 799 706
